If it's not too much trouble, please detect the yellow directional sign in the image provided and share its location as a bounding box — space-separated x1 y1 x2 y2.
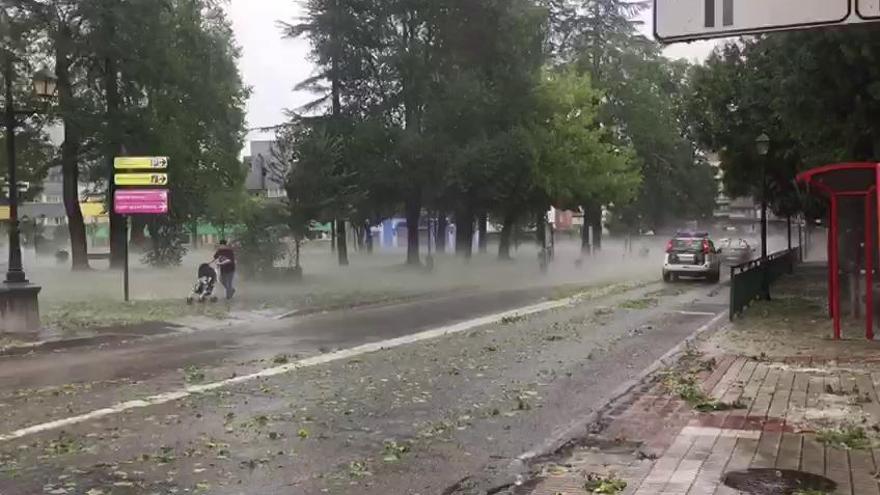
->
114 173 169 187
114 156 169 170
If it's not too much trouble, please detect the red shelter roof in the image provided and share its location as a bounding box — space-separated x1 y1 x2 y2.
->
796 162 879 341
797 162 878 195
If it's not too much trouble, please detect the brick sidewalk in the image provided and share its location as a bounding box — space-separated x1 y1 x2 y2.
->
526 354 880 495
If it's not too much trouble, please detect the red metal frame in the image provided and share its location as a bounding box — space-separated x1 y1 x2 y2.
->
797 162 880 184
796 162 880 341
866 188 876 340
827 206 833 318
830 195 841 340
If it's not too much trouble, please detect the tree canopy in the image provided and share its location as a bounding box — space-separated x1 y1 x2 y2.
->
282 0 710 267
5 0 248 267
684 28 880 218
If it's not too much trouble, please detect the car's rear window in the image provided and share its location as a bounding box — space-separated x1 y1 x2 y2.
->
672 238 704 250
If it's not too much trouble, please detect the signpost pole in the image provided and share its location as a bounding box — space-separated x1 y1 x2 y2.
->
113 156 169 303
123 216 130 302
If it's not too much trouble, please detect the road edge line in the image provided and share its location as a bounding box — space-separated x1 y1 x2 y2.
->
1 287 619 443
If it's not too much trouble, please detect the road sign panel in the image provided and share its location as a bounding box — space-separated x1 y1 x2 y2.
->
114 156 169 170
858 0 880 18
114 189 169 215
115 173 169 187
655 0 856 43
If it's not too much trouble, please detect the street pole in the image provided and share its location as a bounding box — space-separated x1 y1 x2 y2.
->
4 56 25 284
760 160 771 300
786 215 794 273
123 216 129 302
798 216 804 261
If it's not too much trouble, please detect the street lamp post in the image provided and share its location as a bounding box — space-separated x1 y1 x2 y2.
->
1 21 58 332
756 133 771 301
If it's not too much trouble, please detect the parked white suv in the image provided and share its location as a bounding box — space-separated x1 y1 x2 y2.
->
662 232 722 283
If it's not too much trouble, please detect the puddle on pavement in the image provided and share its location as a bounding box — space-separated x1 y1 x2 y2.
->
722 468 836 494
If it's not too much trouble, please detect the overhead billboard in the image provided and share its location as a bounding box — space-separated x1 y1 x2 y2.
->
655 0 879 43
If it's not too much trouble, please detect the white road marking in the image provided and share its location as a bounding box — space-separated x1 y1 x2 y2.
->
676 310 718 316
0 296 578 443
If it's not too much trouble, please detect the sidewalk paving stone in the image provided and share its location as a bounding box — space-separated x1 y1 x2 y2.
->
524 266 880 495
525 352 880 495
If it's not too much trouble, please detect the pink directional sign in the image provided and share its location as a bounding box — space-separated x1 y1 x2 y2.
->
114 189 169 215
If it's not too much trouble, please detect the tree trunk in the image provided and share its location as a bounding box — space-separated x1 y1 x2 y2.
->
55 27 89 270
498 213 515 260
478 213 488 254
355 225 364 251
536 211 548 272
406 196 421 266
365 220 373 254
592 217 603 251
330 220 336 253
536 211 546 248
581 217 590 255
455 210 474 259
584 203 603 252
436 214 447 254
191 221 199 249
336 218 349 266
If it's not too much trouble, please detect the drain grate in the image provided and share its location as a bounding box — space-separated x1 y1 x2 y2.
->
722 468 836 494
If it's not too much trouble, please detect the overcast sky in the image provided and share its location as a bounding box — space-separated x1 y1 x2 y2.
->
226 1 719 151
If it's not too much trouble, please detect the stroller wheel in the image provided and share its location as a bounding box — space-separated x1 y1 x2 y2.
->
210 296 219 303
186 297 194 305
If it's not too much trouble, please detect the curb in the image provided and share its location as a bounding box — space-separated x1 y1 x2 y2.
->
0 296 424 357
0 334 130 357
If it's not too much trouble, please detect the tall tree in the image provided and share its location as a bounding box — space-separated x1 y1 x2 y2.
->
492 70 639 260
283 0 379 266
564 0 713 240
9 0 94 269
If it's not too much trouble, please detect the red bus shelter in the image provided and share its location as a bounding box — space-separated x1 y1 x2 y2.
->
797 162 879 341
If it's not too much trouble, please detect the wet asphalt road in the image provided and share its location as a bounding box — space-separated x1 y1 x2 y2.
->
0 286 586 391
0 279 729 495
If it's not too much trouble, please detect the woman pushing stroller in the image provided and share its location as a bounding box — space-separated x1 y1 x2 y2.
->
186 240 237 304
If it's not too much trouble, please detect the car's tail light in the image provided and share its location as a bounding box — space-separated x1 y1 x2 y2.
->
702 239 711 254
666 240 673 253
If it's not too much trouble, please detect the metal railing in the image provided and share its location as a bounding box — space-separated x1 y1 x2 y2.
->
729 247 800 320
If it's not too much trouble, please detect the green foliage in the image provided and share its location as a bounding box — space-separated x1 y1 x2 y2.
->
816 426 871 450
663 370 745 412
534 70 640 210
11 0 248 237
0 126 52 202
683 29 880 218
277 121 348 240
204 189 248 240
235 200 289 280
142 219 189 267
619 297 657 310
584 473 628 494
561 0 712 231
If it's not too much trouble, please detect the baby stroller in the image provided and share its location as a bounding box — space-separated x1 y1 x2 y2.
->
187 263 219 304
